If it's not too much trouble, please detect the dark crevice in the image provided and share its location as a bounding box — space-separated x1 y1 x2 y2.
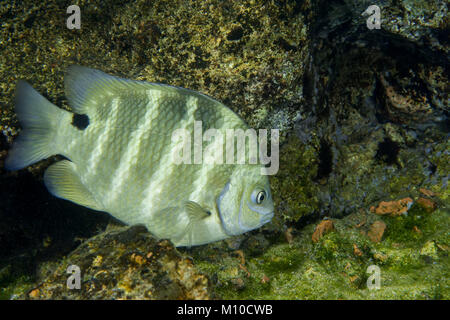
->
227 26 244 41
374 78 391 124
24 13 37 28
428 163 437 175
292 209 327 230
275 37 298 51
0 132 7 150
375 137 400 166
316 139 333 180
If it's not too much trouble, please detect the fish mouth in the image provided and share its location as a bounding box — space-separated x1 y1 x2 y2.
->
260 211 274 225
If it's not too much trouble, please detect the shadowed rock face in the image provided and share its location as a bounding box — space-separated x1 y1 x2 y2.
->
288 0 449 221
0 0 448 299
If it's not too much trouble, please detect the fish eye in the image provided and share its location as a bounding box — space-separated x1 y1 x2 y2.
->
256 191 266 204
251 189 267 205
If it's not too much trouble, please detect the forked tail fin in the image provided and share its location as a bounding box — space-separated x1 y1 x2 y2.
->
5 81 69 170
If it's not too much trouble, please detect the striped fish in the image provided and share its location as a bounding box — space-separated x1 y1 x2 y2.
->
5 66 274 246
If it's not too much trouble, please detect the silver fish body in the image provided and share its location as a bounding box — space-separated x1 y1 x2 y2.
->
6 66 274 246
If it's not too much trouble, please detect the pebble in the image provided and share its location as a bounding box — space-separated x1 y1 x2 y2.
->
367 221 387 243
371 198 413 216
353 244 363 256
419 188 436 197
312 220 335 243
416 197 437 213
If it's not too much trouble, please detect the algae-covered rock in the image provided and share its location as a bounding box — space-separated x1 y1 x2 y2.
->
296 0 449 221
1 0 311 299
19 225 211 300
0 0 310 135
190 202 449 299
270 135 321 223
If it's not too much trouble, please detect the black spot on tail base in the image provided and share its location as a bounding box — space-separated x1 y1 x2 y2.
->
72 114 89 130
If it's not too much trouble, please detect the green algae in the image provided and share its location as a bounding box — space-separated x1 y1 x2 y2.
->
193 205 449 299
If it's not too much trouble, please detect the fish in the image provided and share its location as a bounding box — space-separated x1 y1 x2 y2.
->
5 66 274 247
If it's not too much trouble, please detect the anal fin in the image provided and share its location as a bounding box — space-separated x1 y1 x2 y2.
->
44 160 102 211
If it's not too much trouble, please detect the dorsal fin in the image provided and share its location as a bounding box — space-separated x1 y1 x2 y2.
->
64 65 221 116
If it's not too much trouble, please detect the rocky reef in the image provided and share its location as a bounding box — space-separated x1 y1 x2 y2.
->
21 225 211 300
0 0 448 299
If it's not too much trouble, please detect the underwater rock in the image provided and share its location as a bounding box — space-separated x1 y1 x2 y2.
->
416 197 437 213
303 0 449 221
382 0 449 55
269 135 321 224
371 198 414 216
20 225 211 300
378 74 433 124
189 206 449 299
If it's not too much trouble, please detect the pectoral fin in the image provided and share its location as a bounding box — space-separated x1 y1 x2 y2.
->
149 201 210 247
184 201 211 221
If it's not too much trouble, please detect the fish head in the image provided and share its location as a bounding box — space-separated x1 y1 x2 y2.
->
217 166 274 236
